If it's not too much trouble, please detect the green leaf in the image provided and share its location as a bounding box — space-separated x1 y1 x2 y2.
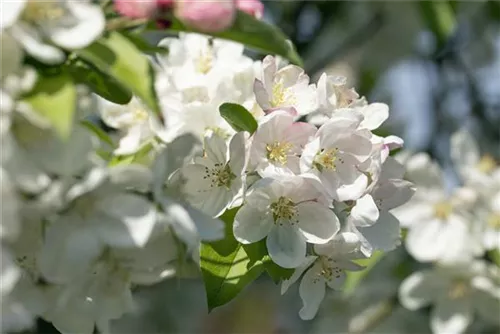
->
23 72 76 140
168 11 303 66
200 208 265 311
77 32 162 121
80 119 115 147
68 61 132 105
122 31 169 55
343 251 385 297
219 103 258 134
108 140 155 166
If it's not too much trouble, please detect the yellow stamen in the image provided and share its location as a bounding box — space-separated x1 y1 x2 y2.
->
270 196 296 223
314 148 339 171
195 49 213 74
477 155 497 174
266 141 292 165
487 213 500 230
433 201 452 220
22 1 65 23
448 279 469 299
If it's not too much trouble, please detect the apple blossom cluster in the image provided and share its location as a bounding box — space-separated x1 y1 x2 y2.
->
394 132 500 334
1 1 414 333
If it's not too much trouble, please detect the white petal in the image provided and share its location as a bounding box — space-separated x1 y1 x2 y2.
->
204 131 228 163
267 224 306 268
359 212 401 252
254 79 271 110
406 216 471 263
399 270 444 310
49 2 105 49
431 299 472 334
233 205 273 244
298 264 326 320
228 132 246 174
39 216 103 283
1 0 25 29
296 202 339 244
373 179 415 211
281 256 317 295
359 103 389 130
351 194 380 227
94 193 157 248
405 153 444 192
11 24 65 64
334 165 368 201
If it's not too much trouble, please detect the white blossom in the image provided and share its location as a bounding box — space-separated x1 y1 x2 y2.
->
393 153 479 263
182 131 246 218
399 261 500 334
254 55 317 116
249 110 316 177
3 0 105 64
300 109 372 201
233 176 340 268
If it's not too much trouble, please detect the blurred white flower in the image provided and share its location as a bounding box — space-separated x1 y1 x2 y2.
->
393 153 479 263
399 261 500 334
233 176 339 268
99 97 157 156
451 129 500 189
3 0 105 64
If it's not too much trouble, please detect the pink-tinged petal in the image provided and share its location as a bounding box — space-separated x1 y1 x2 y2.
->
264 106 298 117
284 122 317 151
254 79 272 110
236 0 264 18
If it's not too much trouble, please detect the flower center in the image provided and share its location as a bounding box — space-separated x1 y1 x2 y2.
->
22 1 65 23
270 80 296 108
203 163 236 189
313 148 339 171
448 279 469 299
205 127 230 140
487 213 500 230
266 141 292 165
133 108 149 122
433 201 452 220
477 155 497 174
195 48 213 74
270 196 297 223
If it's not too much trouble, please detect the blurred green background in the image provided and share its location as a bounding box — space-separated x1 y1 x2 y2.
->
33 1 500 333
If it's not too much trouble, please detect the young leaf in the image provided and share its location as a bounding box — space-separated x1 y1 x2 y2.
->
219 103 258 134
200 208 265 311
23 72 76 140
167 11 303 66
68 61 132 105
77 32 162 121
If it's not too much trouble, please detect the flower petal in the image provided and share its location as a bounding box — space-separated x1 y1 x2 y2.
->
298 263 326 320
281 256 317 295
359 211 401 252
267 224 306 268
431 299 472 334
399 270 444 310
297 202 339 244
351 194 380 227
233 205 273 244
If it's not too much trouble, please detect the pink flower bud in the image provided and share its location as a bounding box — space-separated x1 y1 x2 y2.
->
114 0 173 19
236 0 264 19
175 0 236 33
